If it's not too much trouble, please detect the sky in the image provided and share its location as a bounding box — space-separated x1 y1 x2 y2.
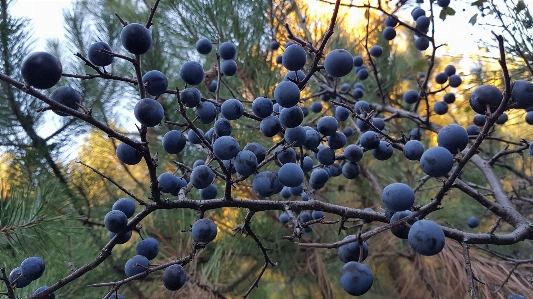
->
8 0 500 71
9 0 73 51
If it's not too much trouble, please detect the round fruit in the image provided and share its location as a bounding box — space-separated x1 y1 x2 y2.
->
50 86 81 116
179 61 204 85
511 80 533 108
382 183 415 212
382 26 396 40
8 267 32 288
134 98 164 127
469 84 503 114
195 38 212 54
33 286 56 299
124 255 149 278
142 70 168 96
104 210 128 233
20 256 45 280
467 216 480 228
162 264 187 291
112 198 136 218
221 59 238 76
420 146 454 177
221 99 244 120
324 49 353 77
162 130 187 154
253 171 282 197
190 165 215 189
282 44 306 71
200 184 218 199
116 142 142 165
218 41 237 60
191 218 218 243
390 210 418 239
408 220 445 256
252 96 273 118
21 52 62 89
88 41 114 66
369 45 383 57
403 140 424 161
340 262 373 296
136 237 159 260
274 81 301 108
338 236 368 263
437 124 469 155
120 23 152 55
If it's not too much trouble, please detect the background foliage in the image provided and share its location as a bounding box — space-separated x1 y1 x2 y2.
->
1 0 533 298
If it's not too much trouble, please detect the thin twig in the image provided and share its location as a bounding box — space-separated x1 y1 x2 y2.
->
462 243 479 299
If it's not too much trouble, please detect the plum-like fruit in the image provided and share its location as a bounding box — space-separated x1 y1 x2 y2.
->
134 98 164 127
190 165 214 189
104 210 128 233
33 286 56 299
278 163 304 187
88 41 114 66
120 23 152 55
252 96 273 118
469 84 503 114
124 255 149 278
510 80 533 108
21 52 62 89
420 146 454 177
221 59 237 76
195 38 212 54
213 136 240 160
158 172 180 193
274 81 301 108
50 86 81 116
253 171 282 197
437 124 469 155
112 198 136 218
180 87 202 108
324 49 353 77
218 41 237 60
390 210 418 239
8 267 32 288
403 140 424 161
162 264 187 291
340 262 373 296
179 61 204 85
162 130 187 154
142 70 168 96
467 216 480 228
282 44 306 71
382 183 415 212
369 45 383 57
20 257 45 280
408 220 445 256
136 237 159 260
337 236 368 263
192 218 218 243
116 142 142 165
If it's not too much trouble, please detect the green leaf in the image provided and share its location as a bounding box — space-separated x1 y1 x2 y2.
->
471 0 486 8
439 7 456 20
464 106 472 113
515 0 526 13
469 13 478 25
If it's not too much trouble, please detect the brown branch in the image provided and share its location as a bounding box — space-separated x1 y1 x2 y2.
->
239 210 276 298
145 0 161 29
76 160 146 205
462 243 479 299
